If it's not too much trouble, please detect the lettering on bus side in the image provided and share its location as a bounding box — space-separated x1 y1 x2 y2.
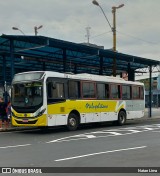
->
85 103 108 109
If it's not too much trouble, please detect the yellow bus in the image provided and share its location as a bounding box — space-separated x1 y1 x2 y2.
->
11 71 145 130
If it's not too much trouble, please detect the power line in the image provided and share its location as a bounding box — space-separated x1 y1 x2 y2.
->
89 29 159 45
91 31 112 38
117 31 158 45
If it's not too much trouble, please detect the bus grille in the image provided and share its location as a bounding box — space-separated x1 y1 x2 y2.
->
15 120 37 124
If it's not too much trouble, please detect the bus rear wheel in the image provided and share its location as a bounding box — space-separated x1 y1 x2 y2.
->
117 111 126 126
67 113 79 131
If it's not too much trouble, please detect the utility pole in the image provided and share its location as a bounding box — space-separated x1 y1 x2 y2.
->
92 0 124 76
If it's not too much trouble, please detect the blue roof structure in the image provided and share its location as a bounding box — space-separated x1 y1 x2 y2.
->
0 34 159 85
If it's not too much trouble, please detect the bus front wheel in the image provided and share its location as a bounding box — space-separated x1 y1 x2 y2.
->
67 113 79 131
117 111 126 126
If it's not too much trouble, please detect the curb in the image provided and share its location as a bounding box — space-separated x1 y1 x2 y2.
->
0 116 160 132
0 126 37 132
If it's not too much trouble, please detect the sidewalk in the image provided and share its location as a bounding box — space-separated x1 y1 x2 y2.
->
0 123 36 132
0 115 160 132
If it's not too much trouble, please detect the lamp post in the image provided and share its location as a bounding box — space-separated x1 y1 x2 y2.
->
92 0 124 76
34 25 43 36
12 27 25 35
112 4 124 76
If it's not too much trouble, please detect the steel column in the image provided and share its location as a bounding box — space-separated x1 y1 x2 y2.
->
43 62 46 71
128 63 135 81
2 55 6 84
99 56 103 75
74 64 77 74
10 39 15 80
63 49 66 72
149 65 152 117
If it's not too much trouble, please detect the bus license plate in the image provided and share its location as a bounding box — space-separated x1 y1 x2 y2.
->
23 119 28 123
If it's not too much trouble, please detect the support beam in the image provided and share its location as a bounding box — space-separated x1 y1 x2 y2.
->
74 64 77 74
128 63 135 81
2 55 6 84
10 39 15 80
2 55 8 103
63 49 66 73
42 62 46 71
149 65 152 117
99 56 103 75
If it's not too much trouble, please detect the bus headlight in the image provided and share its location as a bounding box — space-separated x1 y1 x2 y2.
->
35 108 46 118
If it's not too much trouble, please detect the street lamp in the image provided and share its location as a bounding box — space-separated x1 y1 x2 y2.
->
34 25 43 36
12 27 25 35
92 0 124 76
112 4 124 76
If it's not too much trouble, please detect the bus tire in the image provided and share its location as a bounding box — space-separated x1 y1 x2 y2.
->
117 111 126 126
67 113 79 131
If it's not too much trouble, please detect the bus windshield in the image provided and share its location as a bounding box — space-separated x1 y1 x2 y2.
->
11 82 43 109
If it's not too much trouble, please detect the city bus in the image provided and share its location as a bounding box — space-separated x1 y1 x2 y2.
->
11 71 145 130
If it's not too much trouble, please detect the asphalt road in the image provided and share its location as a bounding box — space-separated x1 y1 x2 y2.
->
0 119 160 176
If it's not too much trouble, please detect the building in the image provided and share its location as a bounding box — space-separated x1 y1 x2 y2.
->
136 72 160 107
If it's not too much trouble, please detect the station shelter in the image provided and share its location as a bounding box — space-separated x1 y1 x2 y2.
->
0 34 159 117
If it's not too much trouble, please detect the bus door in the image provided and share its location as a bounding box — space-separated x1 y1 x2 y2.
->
46 79 66 126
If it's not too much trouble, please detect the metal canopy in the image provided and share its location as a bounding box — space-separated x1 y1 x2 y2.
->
0 34 159 84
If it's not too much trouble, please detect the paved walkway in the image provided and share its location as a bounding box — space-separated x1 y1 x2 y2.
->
0 114 160 132
0 124 35 132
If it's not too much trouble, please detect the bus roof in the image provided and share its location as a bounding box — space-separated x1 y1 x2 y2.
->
14 71 144 86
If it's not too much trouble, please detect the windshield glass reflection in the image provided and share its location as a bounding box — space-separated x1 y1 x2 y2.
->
11 82 43 107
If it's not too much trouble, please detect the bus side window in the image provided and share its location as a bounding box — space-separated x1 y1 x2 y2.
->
110 84 121 99
47 82 64 99
47 82 52 98
97 83 105 99
82 81 96 98
53 83 64 98
97 83 109 99
132 86 140 99
68 81 80 99
122 85 131 99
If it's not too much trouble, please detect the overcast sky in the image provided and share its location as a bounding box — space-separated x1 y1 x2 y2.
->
0 0 160 61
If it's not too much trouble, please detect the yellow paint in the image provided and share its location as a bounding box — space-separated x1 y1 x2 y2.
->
12 100 121 127
12 114 47 127
12 109 33 117
48 100 117 114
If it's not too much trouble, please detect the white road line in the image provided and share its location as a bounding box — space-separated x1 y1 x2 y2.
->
55 146 147 162
46 134 86 143
47 124 160 143
0 144 31 149
85 135 96 138
105 132 122 135
127 130 141 133
143 128 154 130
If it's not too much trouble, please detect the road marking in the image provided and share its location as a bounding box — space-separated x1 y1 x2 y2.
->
0 144 31 149
85 135 96 138
91 131 122 135
46 134 87 143
55 146 147 162
127 130 141 133
106 132 122 135
143 127 154 130
47 124 160 144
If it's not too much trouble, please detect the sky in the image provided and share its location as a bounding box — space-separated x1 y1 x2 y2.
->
0 0 160 62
